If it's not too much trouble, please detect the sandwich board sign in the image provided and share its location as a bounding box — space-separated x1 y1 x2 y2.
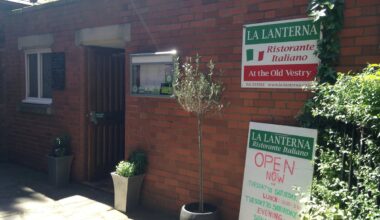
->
239 122 317 220
241 18 321 88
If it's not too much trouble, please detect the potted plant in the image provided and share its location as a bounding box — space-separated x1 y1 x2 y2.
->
47 134 73 187
174 55 224 220
111 150 147 212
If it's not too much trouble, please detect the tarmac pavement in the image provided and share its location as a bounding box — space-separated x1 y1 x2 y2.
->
0 163 177 220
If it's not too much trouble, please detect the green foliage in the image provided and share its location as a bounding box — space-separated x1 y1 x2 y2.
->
299 150 380 219
303 64 380 134
300 2 379 219
128 150 147 175
173 55 224 117
308 0 344 84
298 64 380 219
51 134 70 157
116 150 147 177
115 161 136 177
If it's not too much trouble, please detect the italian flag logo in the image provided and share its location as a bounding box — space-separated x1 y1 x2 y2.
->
246 49 264 62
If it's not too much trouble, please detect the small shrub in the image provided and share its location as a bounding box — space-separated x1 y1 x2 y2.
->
116 150 147 177
298 64 380 219
128 150 147 175
115 161 136 177
300 64 380 134
51 134 70 157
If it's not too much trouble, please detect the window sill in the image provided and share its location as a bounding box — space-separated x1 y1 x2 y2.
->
22 98 52 105
18 102 53 115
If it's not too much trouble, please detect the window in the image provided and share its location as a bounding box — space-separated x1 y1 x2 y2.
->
24 49 52 104
130 50 176 97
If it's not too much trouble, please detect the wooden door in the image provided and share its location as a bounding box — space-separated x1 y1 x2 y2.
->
86 47 125 181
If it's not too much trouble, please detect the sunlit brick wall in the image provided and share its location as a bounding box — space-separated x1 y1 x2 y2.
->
2 0 379 219
123 1 379 219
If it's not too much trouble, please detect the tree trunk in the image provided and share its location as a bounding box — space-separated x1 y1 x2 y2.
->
197 114 204 212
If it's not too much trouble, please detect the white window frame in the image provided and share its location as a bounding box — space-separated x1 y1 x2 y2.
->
23 48 53 105
130 50 177 98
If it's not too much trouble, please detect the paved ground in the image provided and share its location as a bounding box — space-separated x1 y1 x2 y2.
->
0 163 177 220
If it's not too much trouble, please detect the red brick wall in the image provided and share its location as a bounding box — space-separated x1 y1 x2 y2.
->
337 0 380 73
2 1 92 180
124 1 379 219
2 0 379 219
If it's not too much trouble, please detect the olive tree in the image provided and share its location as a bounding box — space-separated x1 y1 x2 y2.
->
173 55 224 212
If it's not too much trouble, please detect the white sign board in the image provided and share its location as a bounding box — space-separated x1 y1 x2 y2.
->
239 122 317 220
241 18 321 88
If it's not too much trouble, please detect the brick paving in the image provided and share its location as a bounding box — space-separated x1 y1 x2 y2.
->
0 163 176 220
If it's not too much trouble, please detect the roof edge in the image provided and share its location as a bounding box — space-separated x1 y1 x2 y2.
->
4 0 33 6
11 0 81 14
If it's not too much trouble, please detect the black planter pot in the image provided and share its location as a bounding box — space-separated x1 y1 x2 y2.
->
180 202 219 220
47 155 73 187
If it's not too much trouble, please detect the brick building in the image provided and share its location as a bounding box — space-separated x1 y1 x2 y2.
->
0 0 32 161
1 0 379 219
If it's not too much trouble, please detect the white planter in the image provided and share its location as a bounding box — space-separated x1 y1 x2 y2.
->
110 172 144 212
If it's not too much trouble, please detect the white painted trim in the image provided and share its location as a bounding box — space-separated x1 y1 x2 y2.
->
5 0 33 6
24 48 52 101
18 34 54 50
243 17 312 28
38 50 42 98
155 50 177 55
22 98 52 105
25 48 51 54
75 24 131 48
131 54 174 64
24 52 29 98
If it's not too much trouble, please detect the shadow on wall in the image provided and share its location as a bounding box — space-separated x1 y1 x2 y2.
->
0 44 7 162
0 126 6 162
